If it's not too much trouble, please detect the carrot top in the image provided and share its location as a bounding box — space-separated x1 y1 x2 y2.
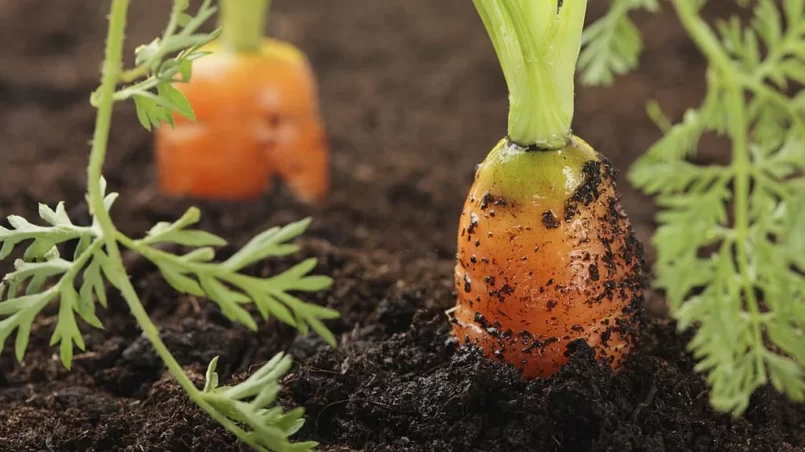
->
473 0 588 149
473 136 598 205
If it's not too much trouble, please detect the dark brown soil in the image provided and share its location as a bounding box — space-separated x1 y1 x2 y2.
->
0 1 802 451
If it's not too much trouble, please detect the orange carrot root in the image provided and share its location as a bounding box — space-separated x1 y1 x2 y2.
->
155 38 329 202
452 136 644 378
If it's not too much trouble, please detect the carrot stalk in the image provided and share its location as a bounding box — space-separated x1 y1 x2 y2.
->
219 0 271 53
474 0 587 149
452 0 644 378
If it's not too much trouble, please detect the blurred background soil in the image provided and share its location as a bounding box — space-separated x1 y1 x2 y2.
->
0 1 801 451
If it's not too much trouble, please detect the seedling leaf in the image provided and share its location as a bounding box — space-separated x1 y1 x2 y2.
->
0 1 338 451
620 0 805 415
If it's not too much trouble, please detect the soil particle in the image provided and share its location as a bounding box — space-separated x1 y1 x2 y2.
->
480 192 493 210
589 263 600 281
542 210 560 229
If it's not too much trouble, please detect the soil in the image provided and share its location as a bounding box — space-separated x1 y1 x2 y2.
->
0 1 802 452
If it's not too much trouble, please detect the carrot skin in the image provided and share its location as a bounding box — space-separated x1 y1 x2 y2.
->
452 136 643 378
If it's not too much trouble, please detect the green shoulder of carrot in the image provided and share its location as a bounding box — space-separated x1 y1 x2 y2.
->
580 0 805 416
450 0 645 380
155 0 330 204
0 1 339 451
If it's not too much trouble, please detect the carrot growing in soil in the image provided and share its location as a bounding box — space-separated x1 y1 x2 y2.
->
450 0 644 379
0 1 338 451
580 0 805 415
155 0 329 203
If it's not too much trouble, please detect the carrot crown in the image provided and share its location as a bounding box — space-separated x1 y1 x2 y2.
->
219 0 271 53
473 0 588 149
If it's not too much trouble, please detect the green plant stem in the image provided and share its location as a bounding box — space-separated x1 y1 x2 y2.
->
741 75 805 130
120 61 152 85
64 240 103 280
118 233 246 282
87 2 267 450
115 276 268 451
726 79 767 382
673 0 766 382
119 1 186 83
473 0 588 149
219 0 271 53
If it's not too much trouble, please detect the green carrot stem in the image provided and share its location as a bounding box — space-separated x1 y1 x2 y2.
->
473 0 588 149
219 0 271 53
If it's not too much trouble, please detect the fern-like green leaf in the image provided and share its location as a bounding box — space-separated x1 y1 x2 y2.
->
107 0 220 129
222 218 311 271
629 0 805 415
578 0 660 86
127 213 338 346
0 193 116 367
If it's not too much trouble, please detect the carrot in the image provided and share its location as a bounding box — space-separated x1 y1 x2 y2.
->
155 0 328 203
450 0 644 378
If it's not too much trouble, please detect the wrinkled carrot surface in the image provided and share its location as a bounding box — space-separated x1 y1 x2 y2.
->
452 136 643 378
155 38 328 202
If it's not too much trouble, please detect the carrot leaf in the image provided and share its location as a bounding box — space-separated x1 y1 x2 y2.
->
2 1 334 450
0 185 119 367
578 0 660 86
95 0 220 128
596 0 805 415
117 212 338 346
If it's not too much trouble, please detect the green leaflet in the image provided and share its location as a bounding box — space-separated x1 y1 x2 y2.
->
50 284 87 369
0 290 55 363
222 218 311 271
788 191 805 270
0 207 91 261
138 211 338 346
143 207 227 248
201 352 319 452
